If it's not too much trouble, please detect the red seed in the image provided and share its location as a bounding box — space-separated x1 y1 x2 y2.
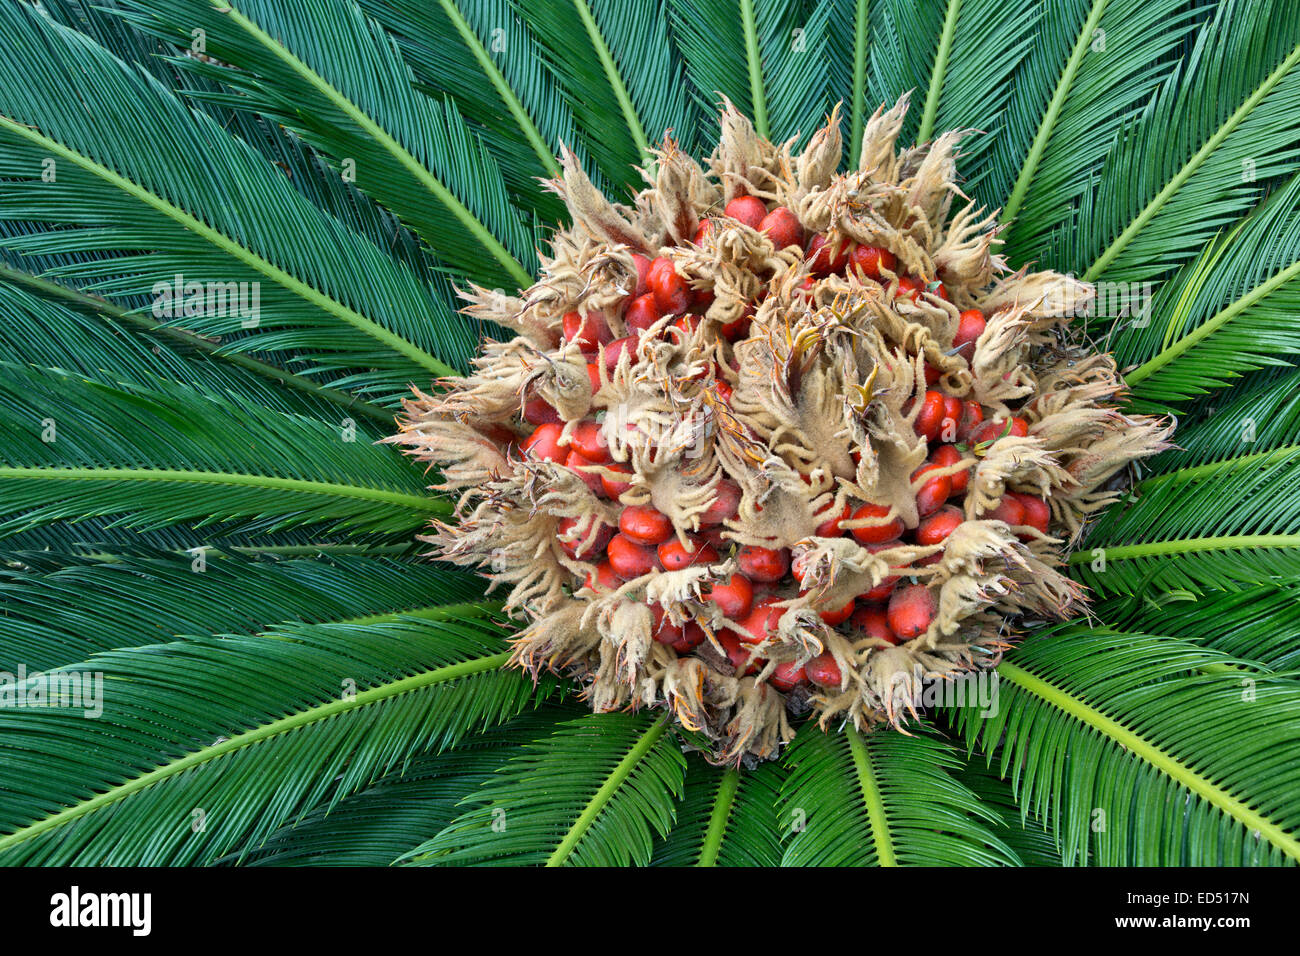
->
699 479 742 526
814 501 852 537
718 630 761 675
562 310 612 351
939 395 962 443
850 503 905 544
619 505 673 546
805 653 842 688
912 463 952 517
1009 492 1050 535
558 517 613 560
737 595 784 645
693 219 715 245
930 444 969 495
971 416 1029 445
647 256 691 314
671 621 707 653
630 253 652 297
570 419 610 463
603 336 638 374
848 244 896 281
724 195 768 229
916 505 963 546
895 275 924 301
651 605 683 646
913 389 947 441
564 449 604 494
600 462 633 499
584 561 620 591
607 534 657 579
924 362 942 386
851 604 900 645
818 596 857 626
770 659 807 691
707 572 754 619
759 207 803 249
521 422 565 463
624 292 662 335
987 494 1027 528
737 545 790 583
956 400 984 442
955 309 985 359
523 397 561 426
888 584 936 640
658 536 719 571
806 233 850 276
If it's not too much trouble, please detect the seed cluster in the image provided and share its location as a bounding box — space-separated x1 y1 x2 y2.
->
393 97 1172 764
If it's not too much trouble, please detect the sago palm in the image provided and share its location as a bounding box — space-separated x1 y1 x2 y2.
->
0 0 1297 867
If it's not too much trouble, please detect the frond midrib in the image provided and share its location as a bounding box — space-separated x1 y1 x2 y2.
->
846 725 896 866
0 611 510 854
0 112 456 377
997 660 1300 862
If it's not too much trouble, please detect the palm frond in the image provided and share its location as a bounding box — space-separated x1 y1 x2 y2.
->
0 365 445 537
1075 0 1300 283
117 0 536 289
651 757 784 866
952 628 1300 865
0 608 547 864
1073 445 1300 595
405 713 686 866
778 722 1019 865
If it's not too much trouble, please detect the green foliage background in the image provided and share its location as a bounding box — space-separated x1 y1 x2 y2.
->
0 0 1297 866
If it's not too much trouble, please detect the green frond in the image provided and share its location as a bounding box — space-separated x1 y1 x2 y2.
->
233 708 576 866
0 608 547 864
516 0 694 187
405 713 686 866
1116 174 1300 405
0 3 462 400
953 628 1300 865
117 0 535 289
1075 0 1300 283
651 757 784 866
0 550 483 671
357 0 584 220
0 365 445 538
1073 445 1300 595
996 0 1200 268
671 0 832 148
778 722 1019 866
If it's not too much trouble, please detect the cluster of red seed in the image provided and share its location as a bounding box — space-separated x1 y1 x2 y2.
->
504 192 1053 699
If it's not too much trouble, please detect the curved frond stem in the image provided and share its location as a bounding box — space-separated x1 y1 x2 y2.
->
695 766 739 867
545 714 669 867
916 0 962 145
1000 0 1109 226
0 466 450 515
1069 533 1300 563
1083 38 1300 282
0 263 391 425
997 660 1300 862
213 0 532 289
845 724 896 866
1138 445 1300 485
1127 256 1300 385
849 0 870 161
572 0 651 161
435 0 561 178
740 0 768 139
0 114 455 378
0 638 511 854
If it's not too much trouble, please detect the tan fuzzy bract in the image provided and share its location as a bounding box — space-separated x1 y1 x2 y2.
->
390 98 1172 765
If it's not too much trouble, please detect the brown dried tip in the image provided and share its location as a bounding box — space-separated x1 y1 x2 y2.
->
390 97 1173 764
